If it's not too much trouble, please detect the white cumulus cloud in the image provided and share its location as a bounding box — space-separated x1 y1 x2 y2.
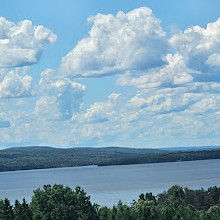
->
61 7 168 77
0 17 57 68
0 69 33 98
117 53 194 89
170 18 220 73
37 69 86 120
72 93 121 124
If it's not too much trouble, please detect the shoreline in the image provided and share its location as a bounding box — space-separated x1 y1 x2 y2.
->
1 157 220 173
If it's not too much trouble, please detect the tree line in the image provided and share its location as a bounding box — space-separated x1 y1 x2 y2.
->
1 184 220 219
99 149 220 166
1 146 220 172
0 146 164 172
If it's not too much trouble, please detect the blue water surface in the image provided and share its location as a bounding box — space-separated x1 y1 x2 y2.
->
0 159 220 206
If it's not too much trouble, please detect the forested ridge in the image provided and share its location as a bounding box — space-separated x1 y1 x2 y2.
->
1 184 220 219
0 146 165 172
1 146 220 172
99 149 220 166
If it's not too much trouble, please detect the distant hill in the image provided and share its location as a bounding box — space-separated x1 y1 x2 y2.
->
0 146 166 172
2 146 165 155
162 146 220 151
1 146 220 172
76 146 165 154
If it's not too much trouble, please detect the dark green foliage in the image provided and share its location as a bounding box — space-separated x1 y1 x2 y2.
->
203 205 220 220
99 149 220 166
30 184 98 220
1 184 220 219
14 199 32 220
0 198 14 220
157 185 220 211
99 185 220 220
138 192 157 205
1 146 220 172
0 146 165 172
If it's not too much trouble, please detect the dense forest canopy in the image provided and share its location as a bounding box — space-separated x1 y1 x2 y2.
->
1 184 220 219
1 146 220 172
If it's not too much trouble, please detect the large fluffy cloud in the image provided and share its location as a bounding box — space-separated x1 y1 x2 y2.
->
116 53 194 89
0 17 56 100
36 69 86 120
0 68 33 98
61 7 168 77
0 17 57 68
72 93 122 124
170 18 220 74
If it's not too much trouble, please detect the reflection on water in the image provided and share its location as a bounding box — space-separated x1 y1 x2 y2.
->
0 159 220 206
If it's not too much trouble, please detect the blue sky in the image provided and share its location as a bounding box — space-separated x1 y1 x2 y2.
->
1 0 220 148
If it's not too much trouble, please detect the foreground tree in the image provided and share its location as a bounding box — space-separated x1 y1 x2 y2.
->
14 198 32 220
0 198 14 220
30 184 98 220
200 205 220 220
2 184 220 219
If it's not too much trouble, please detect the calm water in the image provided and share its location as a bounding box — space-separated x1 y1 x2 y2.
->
1 159 220 206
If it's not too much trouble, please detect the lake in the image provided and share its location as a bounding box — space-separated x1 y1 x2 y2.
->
1 159 220 206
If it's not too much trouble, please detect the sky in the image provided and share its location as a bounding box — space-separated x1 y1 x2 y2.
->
1 0 220 148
